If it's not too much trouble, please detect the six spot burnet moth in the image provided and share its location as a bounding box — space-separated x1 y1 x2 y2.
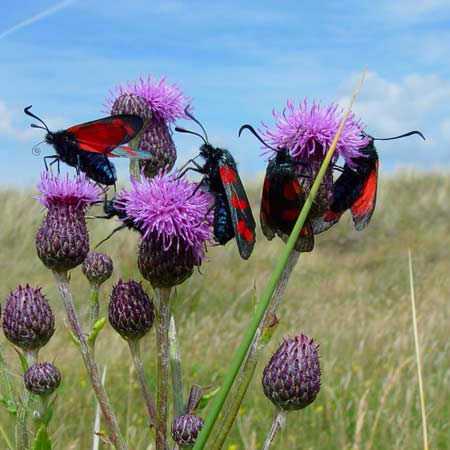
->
176 108 256 260
312 130 425 234
25 106 151 186
240 124 425 251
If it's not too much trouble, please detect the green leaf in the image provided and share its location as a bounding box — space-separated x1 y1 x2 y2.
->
13 348 29 373
88 317 106 346
198 386 220 410
32 426 52 450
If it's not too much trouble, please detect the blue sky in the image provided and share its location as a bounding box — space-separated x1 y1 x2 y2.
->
1 0 449 186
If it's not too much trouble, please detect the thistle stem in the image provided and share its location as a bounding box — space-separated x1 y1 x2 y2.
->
156 287 172 450
129 137 141 181
261 409 288 450
211 251 299 450
16 349 38 450
89 282 100 328
169 315 184 417
193 69 367 450
52 270 127 450
127 339 158 429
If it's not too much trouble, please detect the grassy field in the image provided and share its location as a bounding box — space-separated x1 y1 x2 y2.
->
0 171 449 450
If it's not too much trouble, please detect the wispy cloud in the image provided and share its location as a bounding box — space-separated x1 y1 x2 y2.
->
0 0 75 40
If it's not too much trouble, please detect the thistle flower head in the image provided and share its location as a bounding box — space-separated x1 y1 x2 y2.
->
171 413 204 448
262 335 321 411
116 173 213 261
2 285 55 352
116 173 213 287
108 279 155 340
35 172 99 272
261 99 369 169
24 362 61 396
105 76 191 176
82 252 114 285
105 75 190 123
36 171 101 210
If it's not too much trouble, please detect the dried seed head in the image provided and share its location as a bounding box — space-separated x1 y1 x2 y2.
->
171 413 204 448
82 252 114 285
24 362 61 396
108 280 155 340
262 335 321 411
2 285 55 351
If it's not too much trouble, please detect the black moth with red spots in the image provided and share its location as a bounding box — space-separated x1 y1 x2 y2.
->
176 110 256 259
260 147 314 252
239 124 314 252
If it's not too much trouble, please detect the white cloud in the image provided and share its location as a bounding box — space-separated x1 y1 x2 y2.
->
338 71 450 165
341 71 450 132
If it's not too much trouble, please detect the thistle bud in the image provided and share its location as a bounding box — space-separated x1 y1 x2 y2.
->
24 362 61 396
82 252 114 285
262 335 321 411
2 285 55 352
171 413 204 448
108 280 155 340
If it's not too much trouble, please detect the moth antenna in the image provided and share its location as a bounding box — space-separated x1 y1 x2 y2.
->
365 130 426 141
31 124 48 131
238 124 278 151
175 126 208 145
183 105 209 143
24 106 50 133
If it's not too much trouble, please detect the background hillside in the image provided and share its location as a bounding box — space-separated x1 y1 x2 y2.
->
0 171 449 450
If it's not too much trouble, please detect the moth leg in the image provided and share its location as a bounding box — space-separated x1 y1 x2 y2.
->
44 155 58 172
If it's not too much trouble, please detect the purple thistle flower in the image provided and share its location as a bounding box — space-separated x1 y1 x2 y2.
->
116 173 213 287
116 173 213 261
105 75 190 123
35 172 101 272
36 171 101 210
105 75 191 177
261 99 369 169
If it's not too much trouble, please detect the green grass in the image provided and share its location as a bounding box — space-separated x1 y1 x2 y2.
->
0 170 449 450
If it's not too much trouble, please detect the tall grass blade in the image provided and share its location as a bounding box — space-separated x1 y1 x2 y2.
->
408 250 429 450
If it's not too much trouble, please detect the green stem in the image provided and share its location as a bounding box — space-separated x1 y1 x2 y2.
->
16 349 38 450
52 271 127 450
192 70 367 450
89 282 100 328
169 315 184 417
211 250 299 450
156 288 172 450
129 137 141 180
127 339 158 429
261 409 288 450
